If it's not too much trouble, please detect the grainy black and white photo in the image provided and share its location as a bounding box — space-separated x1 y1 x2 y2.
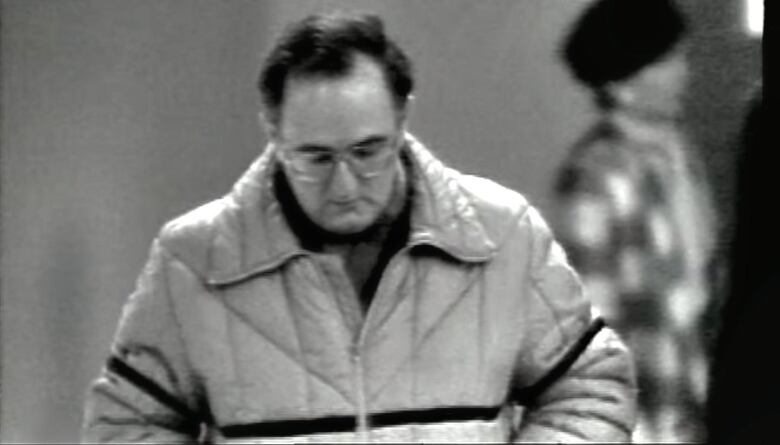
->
0 0 766 443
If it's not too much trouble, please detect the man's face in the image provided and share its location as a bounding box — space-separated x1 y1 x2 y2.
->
271 55 405 235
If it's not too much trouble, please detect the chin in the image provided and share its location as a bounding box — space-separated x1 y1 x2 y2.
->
320 213 376 235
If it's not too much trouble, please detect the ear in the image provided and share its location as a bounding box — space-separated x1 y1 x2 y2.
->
399 94 415 132
258 111 279 142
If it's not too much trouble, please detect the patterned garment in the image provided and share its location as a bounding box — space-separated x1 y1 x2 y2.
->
553 112 716 442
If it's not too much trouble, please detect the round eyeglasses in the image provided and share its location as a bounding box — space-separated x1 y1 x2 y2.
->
277 136 401 183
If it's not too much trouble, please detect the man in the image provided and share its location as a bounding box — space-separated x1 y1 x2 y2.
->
83 11 636 443
552 0 715 441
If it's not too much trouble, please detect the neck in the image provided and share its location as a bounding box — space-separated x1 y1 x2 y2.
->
616 104 682 124
274 159 412 313
274 158 411 249
606 104 682 140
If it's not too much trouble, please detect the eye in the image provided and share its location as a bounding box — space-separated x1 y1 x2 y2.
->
351 140 386 159
291 146 335 165
304 151 335 165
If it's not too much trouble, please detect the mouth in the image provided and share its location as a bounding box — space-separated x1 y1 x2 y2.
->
329 200 359 211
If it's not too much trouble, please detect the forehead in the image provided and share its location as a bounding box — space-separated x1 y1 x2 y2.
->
277 56 400 144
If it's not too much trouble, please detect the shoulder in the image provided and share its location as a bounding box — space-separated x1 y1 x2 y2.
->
557 125 641 197
457 173 530 218
154 196 238 279
455 173 547 244
567 129 626 173
456 173 571 292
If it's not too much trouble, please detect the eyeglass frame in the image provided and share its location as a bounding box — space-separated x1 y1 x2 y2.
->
275 133 404 183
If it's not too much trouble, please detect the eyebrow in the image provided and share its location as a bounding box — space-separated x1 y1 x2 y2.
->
292 135 391 153
293 144 333 154
352 135 390 148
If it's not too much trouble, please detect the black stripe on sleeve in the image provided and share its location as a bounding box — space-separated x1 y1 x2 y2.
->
106 355 201 435
511 317 607 406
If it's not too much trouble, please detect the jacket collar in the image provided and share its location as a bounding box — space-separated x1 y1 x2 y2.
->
207 133 496 287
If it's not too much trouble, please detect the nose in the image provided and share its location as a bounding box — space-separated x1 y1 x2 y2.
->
328 158 359 200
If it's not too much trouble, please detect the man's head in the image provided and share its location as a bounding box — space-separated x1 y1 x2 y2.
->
258 12 414 235
259 11 413 128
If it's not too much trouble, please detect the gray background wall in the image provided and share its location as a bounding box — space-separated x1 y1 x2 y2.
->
0 0 760 442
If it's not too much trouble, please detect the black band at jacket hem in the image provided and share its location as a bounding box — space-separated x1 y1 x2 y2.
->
220 405 502 439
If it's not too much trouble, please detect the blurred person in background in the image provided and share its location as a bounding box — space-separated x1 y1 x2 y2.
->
82 11 636 443
551 0 716 441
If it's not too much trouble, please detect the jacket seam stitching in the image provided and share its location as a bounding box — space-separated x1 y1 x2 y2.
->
281 268 315 416
156 241 209 423
512 207 568 344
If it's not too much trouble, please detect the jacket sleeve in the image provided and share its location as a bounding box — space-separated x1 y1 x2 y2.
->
511 207 638 442
82 239 207 443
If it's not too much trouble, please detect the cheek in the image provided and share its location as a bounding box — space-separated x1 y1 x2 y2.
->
288 180 325 216
365 174 397 207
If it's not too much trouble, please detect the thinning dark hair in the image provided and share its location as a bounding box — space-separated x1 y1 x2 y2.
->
258 11 414 126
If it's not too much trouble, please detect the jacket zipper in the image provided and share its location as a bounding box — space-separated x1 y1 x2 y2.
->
323 238 483 439
351 345 370 441
350 246 413 440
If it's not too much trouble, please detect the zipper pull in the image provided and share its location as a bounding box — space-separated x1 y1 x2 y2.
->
351 344 369 440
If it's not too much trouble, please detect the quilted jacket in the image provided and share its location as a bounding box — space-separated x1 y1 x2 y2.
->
82 135 637 443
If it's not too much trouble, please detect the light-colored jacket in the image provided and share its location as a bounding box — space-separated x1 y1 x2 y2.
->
83 135 637 443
